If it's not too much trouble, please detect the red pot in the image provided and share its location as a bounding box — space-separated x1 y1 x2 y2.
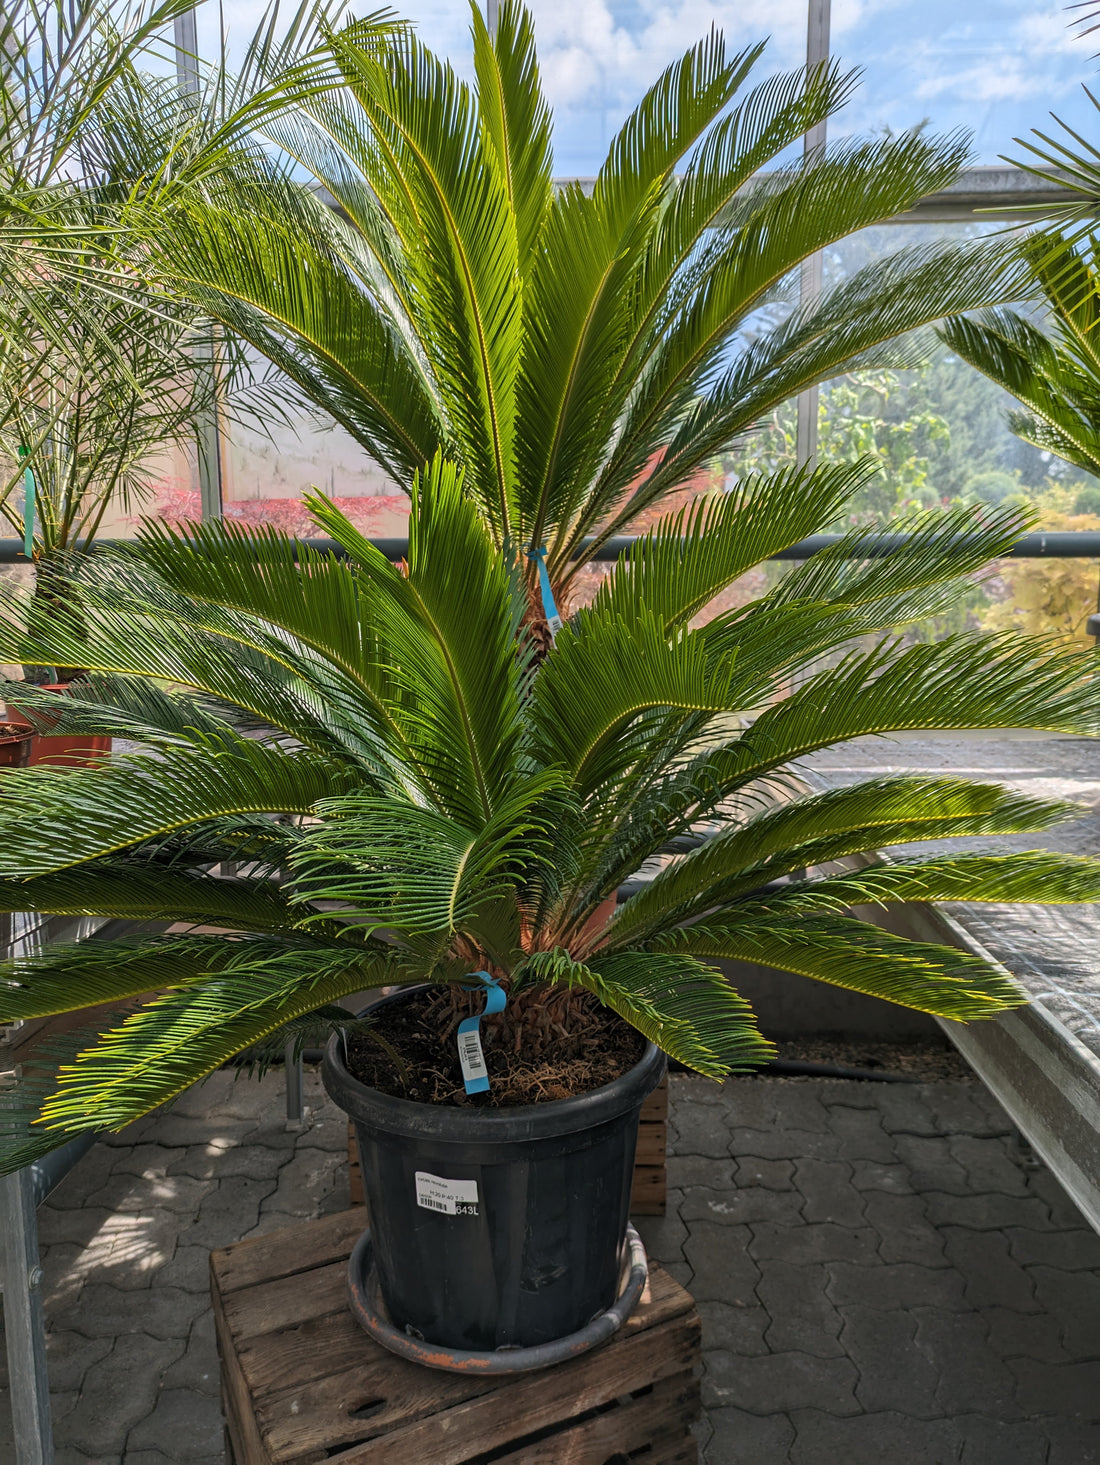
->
5 683 111 768
0 721 36 768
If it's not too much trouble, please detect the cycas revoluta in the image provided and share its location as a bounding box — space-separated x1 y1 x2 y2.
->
1 461 1100 1171
146 0 1029 620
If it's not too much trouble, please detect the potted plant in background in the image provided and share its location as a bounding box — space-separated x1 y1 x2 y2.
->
0 458 1099 1356
0 0 356 760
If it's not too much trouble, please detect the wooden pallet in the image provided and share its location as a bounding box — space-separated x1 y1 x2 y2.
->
347 1074 668 1216
211 1208 700 1465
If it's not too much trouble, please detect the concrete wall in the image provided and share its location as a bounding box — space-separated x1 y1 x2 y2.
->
716 959 940 1040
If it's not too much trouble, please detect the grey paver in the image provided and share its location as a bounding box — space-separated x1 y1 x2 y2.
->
1005 1222 1100 1270
1027 1264 1100 1357
680 1183 804 1227
794 1159 866 1228
683 1220 759 1304
667 1154 738 1189
704 1407 796 1464
862 1190 949 1266
59 1334 183 1456
941 1227 1038 1312
789 1409 963 1464
6 1065 1100 1465
126 1388 225 1457
841 1306 939 1416
756 1262 846 1359
849 1158 914 1194
826 1259 970 1311
695 1300 771 1357
1009 1357 1100 1420
704 1350 860 1416
956 1414 1051 1464
892 1133 972 1194
750 1220 880 1266
915 1309 1020 1418
734 1155 796 1190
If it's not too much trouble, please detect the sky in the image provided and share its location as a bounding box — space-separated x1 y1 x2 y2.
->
233 0 1095 176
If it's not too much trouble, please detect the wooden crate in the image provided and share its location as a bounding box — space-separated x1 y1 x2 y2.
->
211 1208 700 1465
347 1074 668 1216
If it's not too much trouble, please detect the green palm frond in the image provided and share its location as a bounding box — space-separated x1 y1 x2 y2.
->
604 776 1082 946
0 736 353 874
28 944 405 1135
288 775 565 938
768 850 1100 912
0 862 308 934
664 912 1026 1020
3 456 1100 1174
588 461 872 634
519 947 773 1077
128 5 1029 599
940 233 1100 480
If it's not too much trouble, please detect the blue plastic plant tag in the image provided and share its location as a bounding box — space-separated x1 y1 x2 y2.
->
526 545 563 641
457 970 506 1095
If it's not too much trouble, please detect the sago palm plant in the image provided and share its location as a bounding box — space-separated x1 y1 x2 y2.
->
2 460 1100 1171
939 232 1100 480
148 1 1028 614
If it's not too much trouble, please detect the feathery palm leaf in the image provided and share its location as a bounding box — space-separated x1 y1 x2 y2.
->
940 232 1100 478
137 1 1029 620
2 459 1100 1172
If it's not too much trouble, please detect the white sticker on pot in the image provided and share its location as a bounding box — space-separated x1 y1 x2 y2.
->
415 1171 479 1216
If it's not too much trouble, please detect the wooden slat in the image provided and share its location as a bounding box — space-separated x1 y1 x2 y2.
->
213 1209 698 1465
318 1318 700 1465
221 1260 347 1342
461 1373 699 1465
234 1263 690 1408
212 1209 364 1296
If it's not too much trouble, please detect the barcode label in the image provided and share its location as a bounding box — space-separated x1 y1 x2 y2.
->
458 1028 487 1082
415 1171 479 1216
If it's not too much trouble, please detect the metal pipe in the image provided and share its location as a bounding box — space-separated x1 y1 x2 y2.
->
28 1132 97 1207
7 530 1100 562
795 0 832 470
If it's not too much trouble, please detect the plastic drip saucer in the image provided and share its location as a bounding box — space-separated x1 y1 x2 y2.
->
347 1223 649 1375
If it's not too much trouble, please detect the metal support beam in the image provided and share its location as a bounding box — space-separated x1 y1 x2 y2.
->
0 1165 52 1465
795 0 831 469
485 0 499 37
174 7 223 521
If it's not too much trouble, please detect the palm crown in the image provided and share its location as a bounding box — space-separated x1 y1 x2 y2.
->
2 462 1100 1171
150 2 1027 610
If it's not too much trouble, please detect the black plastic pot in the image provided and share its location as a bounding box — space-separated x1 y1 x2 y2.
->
322 989 666 1352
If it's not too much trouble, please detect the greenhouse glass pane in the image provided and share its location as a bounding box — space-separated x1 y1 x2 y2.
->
724 221 1098 529
831 0 1097 165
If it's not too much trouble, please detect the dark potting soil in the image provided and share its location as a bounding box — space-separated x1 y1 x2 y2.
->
344 986 647 1108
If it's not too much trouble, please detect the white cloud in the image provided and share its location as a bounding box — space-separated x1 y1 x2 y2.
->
527 0 807 115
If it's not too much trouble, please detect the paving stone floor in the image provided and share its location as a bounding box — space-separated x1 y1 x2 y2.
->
2 1066 1099 1464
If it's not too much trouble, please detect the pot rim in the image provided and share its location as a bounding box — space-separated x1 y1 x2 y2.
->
322 983 667 1143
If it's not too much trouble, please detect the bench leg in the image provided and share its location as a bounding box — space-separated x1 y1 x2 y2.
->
0 1165 53 1464
285 1041 306 1130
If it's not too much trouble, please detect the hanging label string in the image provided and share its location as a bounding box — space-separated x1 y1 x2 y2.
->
526 544 563 642
456 971 506 1095
17 447 34 560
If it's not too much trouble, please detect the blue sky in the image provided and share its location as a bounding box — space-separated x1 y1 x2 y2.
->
382 0 1100 174
197 1 1100 176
